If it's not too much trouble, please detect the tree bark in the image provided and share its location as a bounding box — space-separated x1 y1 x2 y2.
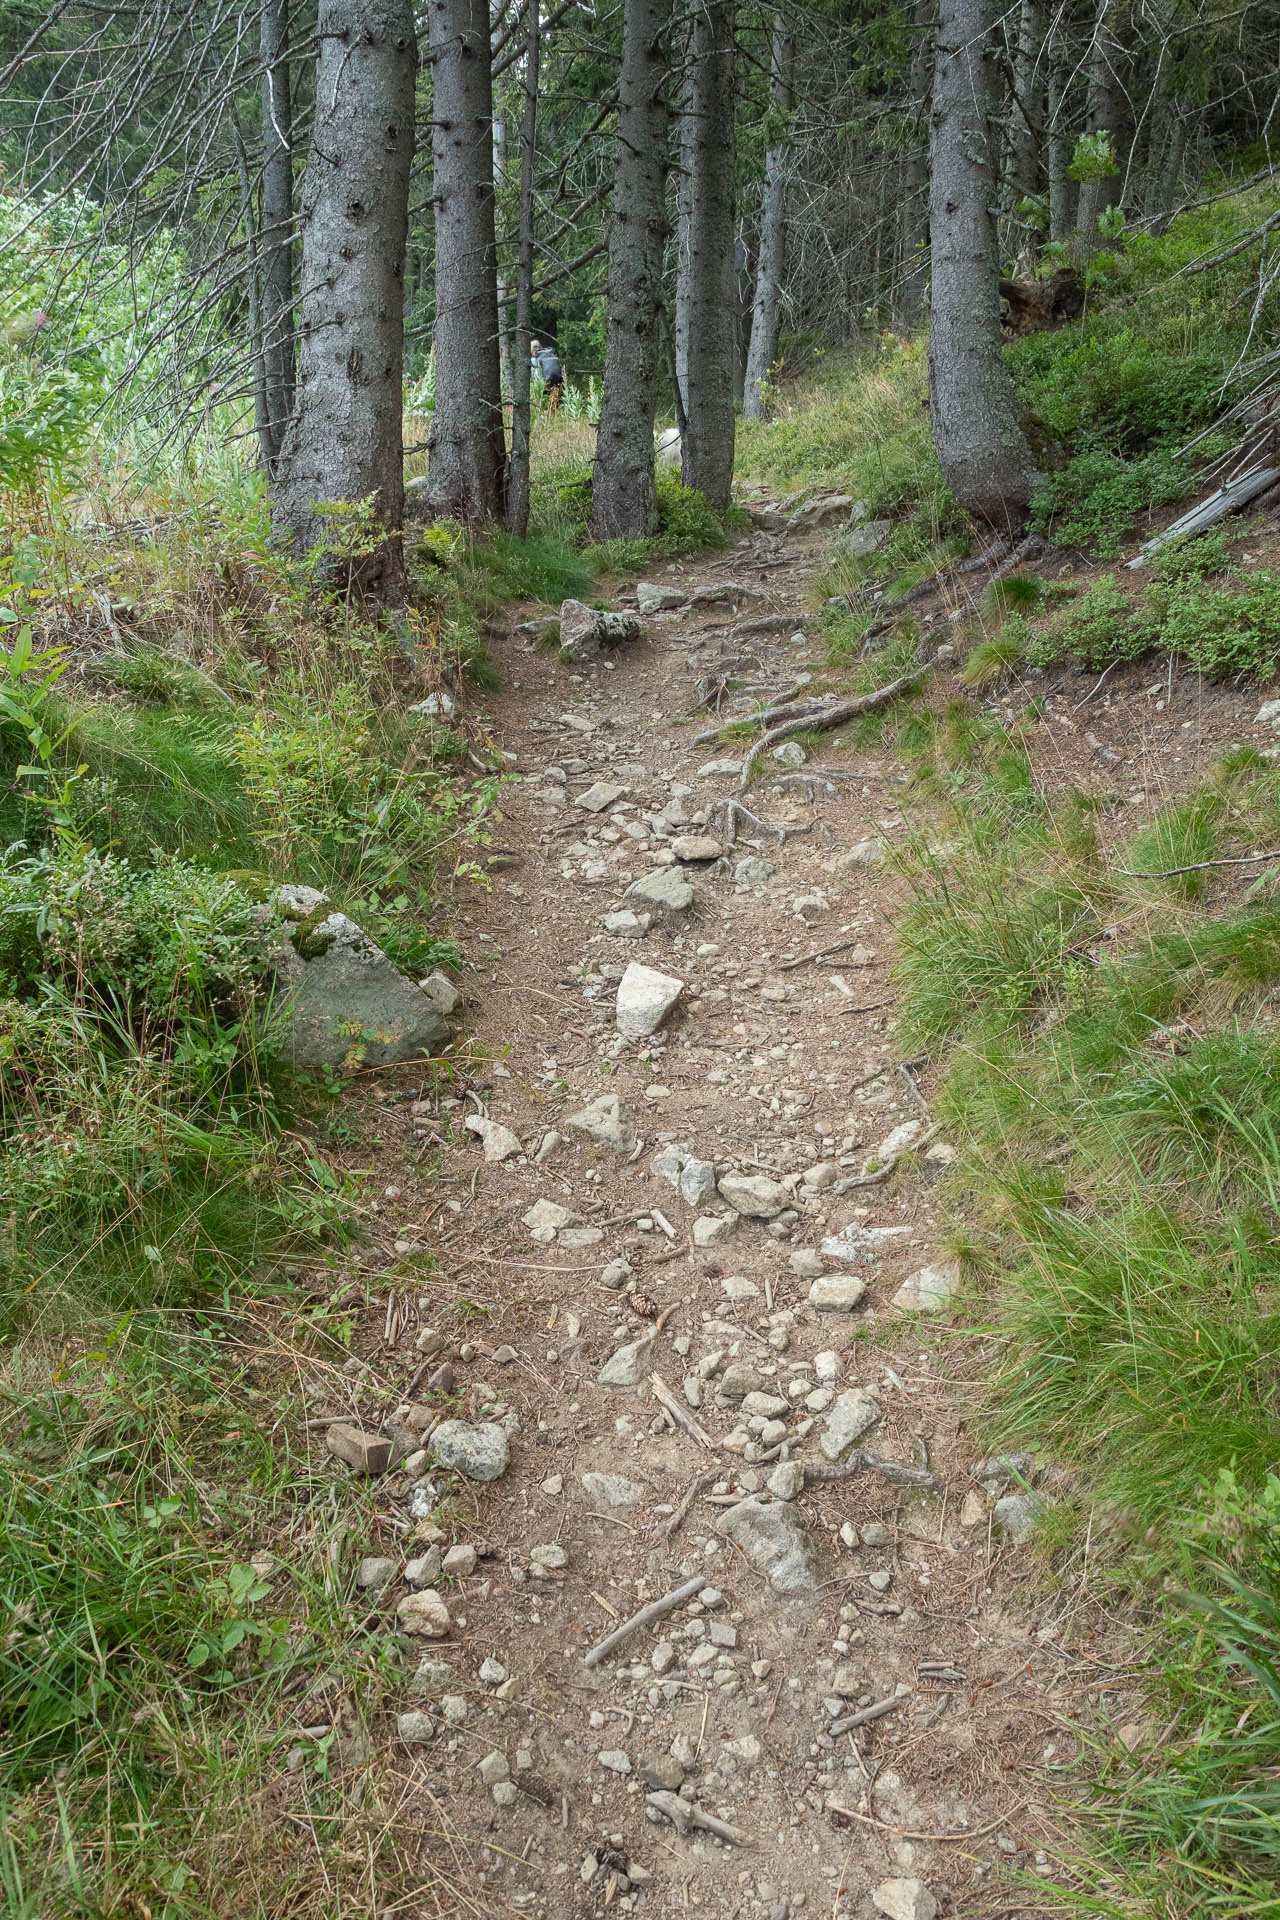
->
425 0 507 521
273 0 416 599
1074 0 1126 240
232 111 274 466
506 0 539 537
679 0 737 513
1007 0 1043 263
927 0 1040 527
260 0 295 470
743 10 793 420
894 0 935 331
1046 32 1074 243
589 0 671 540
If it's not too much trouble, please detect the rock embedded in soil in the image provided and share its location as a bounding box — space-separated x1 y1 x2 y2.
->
820 1388 881 1461
603 909 649 939
523 1197 574 1240
428 1419 510 1482
807 1273 867 1312
994 1490 1048 1543
616 962 685 1038
669 834 723 862
582 1470 644 1507
892 1262 960 1312
837 836 887 870
718 1171 790 1218
272 887 449 1069
464 1113 524 1162
820 1220 913 1263
626 867 695 921
719 1493 820 1591
357 1555 397 1589
598 1331 658 1387
396 1710 436 1744
559 598 643 660
872 1879 939 1920
636 581 688 613
565 1092 637 1152
325 1423 393 1475
397 1589 452 1638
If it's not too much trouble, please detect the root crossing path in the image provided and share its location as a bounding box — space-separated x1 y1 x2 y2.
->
346 529 1086 1920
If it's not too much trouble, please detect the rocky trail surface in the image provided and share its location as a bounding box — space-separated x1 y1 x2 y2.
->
307 517 1105 1920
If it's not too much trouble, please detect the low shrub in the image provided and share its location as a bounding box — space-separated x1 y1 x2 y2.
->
1025 577 1160 671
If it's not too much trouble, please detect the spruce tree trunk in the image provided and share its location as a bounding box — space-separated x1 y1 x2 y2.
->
743 11 793 421
260 0 295 469
506 0 539 538
425 0 507 521
894 0 935 331
927 0 1040 527
274 0 416 599
1074 0 1125 240
1046 37 1074 243
673 56 694 411
589 0 670 540
680 0 737 513
1008 0 1043 262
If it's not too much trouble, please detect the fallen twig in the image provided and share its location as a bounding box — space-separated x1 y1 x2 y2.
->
828 1692 908 1735
779 934 874 972
739 671 925 790
645 1792 754 1846
825 1798 1031 1844
1115 849 1280 878
651 1372 716 1450
664 1467 718 1537
583 1575 704 1667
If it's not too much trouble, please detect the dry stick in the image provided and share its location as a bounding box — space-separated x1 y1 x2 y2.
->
645 1792 754 1846
739 671 926 791
827 1692 908 1736
825 1799 1031 1845
583 1576 704 1667
779 934 875 972
664 1467 718 1537
1115 849 1280 878
651 1372 716 1450
803 1450 942 1490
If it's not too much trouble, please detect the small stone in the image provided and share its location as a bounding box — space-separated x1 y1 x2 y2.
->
417 966 460 1013
1256 699 1280 728
442 1544 477 1577
801 1162 838 1191
718 1363 762 1400
837 836 887 871
709 1621 737 1648
578 781 628 812
767 1460 806 1501
679 1156 718 1206
582 1471 644 1508
722 1274 760 1302
397 1589 451 1638
492 1780 518 1808
464 1113 523 1162
479 1657 508 1685
530 1542 569 1570
693 1212 739 1246
872 1878 938 1920
615 962 686 1038
697 757 744 779
718 1171 790 1219
722 1732 763 1767
820 1389 881 1461
808 1274 866 1312
598 1331 658 1387
441 1693 468 1724
994 1490 1048 1543
892 1262 961 1313
598 1748 631 1774
566 1092 637 1152
325 1423 392 1475
603 909 649 940
771 739 806 767
409 1654 452 1692
397 1710 436 1744
357 1555 397 1589
600 1257 633 1290
638 1752 685 1790
523 1197 574 1238
478 1751 510 1787
789 1249 824 1278
959 1489 987 1528
670 833 723 862
429 1420 510 1482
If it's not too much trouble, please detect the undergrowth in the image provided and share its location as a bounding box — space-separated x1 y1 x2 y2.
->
888 702 1280 1914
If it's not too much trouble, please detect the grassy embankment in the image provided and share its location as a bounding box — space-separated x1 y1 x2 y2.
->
736 179 1280 1915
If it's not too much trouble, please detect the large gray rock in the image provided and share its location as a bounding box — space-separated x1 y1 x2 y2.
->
559 598 643 661
718 1171 790 1219
636 581 687 614
616 962 685 1038
892 1262 960 1313
820 1220 914 1263
626 867 695 920
428 1420 510 1482
833 518 893 561
272 886 449 1069
566 1093 637 1152
598 1332 658 1387
719 1494 819 1591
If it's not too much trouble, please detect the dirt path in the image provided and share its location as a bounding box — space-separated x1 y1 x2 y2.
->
336 526 1089 1920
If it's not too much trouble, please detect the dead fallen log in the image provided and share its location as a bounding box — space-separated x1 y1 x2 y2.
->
1126 467 1280 567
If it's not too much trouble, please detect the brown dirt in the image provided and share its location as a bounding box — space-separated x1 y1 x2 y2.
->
285 510 1280 1920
